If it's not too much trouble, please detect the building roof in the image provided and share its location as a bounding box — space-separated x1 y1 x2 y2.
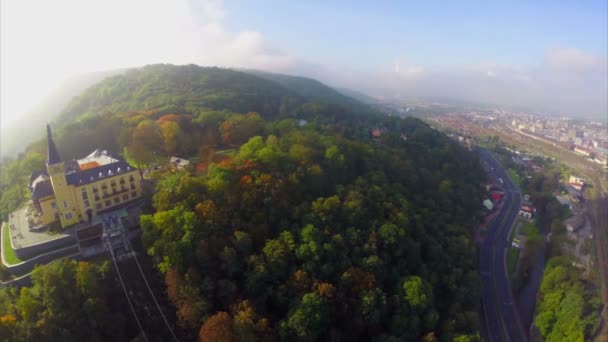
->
65 160 135 186
170 156 190 168
46 124 61 165
29 170 53 199
483 199 494 210
520 205 535 213
564 214 585 229
77 149 119 168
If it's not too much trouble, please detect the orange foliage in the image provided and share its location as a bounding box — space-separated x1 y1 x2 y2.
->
314 282 336 299
342 267 376 294
196 163 208 173
0 314 16 325
165 268 183 304
239 175 253 186
217 158 235 169
157 114 182 123
199 312 237 342
288 269 311 294
236 160 258 172
195 200 220 222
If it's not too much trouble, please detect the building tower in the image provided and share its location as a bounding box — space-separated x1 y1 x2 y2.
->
46 124 77 227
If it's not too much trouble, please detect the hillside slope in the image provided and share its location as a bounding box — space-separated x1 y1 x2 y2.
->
1 64 483 341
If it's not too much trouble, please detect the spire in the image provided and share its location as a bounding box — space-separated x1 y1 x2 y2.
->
46 124 61 165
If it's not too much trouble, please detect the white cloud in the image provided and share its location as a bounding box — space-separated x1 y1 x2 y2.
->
0 0 294 124
1 1 605 121
545 47 604 72
339 48 607 116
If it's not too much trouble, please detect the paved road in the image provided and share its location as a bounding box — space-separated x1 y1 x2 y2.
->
478 148 527 342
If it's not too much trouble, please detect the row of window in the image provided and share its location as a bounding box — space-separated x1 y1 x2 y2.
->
94 191 137 210
51 192 137 221
92 175 136 192
54 212 73 220
83 184 136 205
50 200 68 209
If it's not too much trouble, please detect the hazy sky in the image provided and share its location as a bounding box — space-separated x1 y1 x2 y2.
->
1 0 607 123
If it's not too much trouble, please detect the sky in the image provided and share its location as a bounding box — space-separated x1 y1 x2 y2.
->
1 0 607 124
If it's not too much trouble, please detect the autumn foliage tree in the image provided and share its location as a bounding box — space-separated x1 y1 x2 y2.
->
199 312 237 342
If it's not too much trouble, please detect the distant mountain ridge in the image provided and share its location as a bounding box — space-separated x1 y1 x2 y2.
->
59 64 375 125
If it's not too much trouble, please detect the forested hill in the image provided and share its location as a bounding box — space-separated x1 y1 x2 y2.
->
244 70 368 111
59 64 372 124
1 64 484 341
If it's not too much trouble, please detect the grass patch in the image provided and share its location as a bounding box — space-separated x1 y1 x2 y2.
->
521 221 539 236
2 221 23 265
506 168 521 188
507 246 520 277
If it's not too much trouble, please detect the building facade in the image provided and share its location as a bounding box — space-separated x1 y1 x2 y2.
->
30 125 142 228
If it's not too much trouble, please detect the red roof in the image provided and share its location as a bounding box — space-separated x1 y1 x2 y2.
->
520 205 535 213
491 193 503 200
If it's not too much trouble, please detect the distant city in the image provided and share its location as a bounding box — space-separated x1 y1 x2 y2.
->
424 108 608 167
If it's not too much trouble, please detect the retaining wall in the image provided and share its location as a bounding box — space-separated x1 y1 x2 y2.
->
5 244 80 275
14 233 77 260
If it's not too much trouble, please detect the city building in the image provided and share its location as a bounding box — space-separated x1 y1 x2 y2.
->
565 215 585 233
169 156 191 171
29 125 142 229
518 205 535 220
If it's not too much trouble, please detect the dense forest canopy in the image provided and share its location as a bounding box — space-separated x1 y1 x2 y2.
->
1 64 484 341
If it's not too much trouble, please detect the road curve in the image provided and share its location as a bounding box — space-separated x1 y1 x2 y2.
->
478 148 527 342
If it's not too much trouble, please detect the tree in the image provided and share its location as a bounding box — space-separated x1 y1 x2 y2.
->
280 293 329 340
220 113 263 147
126 120 163 172
199 312 237 342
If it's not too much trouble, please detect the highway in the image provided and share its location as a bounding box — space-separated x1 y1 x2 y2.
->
478 148 527 342
488 123 608 332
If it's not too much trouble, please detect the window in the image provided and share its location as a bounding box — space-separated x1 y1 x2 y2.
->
81 190 88 200
122 194 129 201
129 175 135 182
96 203 102 210
66 212 73 220
131 191 137 198
94 196 100 201
105 200 111 207
63 201 68 208
120 178 125 184
84 200 90 207
114 197 120 204
92 186 98 193
101 183 107 189
51 201 57 209
54 213 60 220
130 184 136 190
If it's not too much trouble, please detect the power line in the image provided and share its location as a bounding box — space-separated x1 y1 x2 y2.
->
124 234 180 342
107 242 149 342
